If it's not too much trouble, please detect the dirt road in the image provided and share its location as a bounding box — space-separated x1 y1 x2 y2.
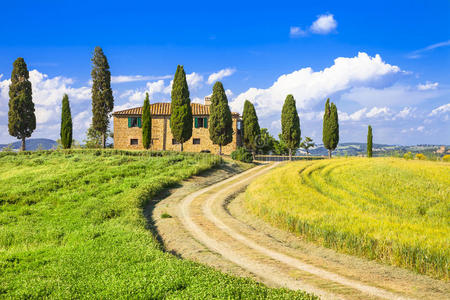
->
149 162 449 300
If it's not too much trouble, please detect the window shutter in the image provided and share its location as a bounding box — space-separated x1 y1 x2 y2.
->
138 117 142 128
194 117 198 128
204 118 208 128
128 117 131 128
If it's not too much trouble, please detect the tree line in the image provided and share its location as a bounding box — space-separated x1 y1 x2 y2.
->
6 47 374 158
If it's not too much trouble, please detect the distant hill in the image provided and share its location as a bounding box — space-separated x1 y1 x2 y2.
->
0 139 57 151
303 142 446 156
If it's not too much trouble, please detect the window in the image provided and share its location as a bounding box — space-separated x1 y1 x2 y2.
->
172 139 180 145
193 138 200 145
130 139 138 145
194 117 208 128
128 117 141 128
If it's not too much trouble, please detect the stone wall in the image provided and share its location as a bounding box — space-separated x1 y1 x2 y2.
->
113 115 240 155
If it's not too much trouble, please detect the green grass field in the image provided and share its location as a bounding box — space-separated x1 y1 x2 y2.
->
0 150 314 299
245 158 449 280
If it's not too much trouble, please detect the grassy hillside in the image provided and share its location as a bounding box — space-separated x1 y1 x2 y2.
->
245 158 449 280
0 150 314 299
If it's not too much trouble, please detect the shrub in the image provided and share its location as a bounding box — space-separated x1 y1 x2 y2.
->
403 152 413 160
443 154 450 162
231 147 253 163
415 153 426 160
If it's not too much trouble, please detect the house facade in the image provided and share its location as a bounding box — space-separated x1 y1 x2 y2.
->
112 97 242 154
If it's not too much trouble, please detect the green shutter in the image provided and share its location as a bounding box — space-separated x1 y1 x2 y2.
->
194 117 198 128
204 117 208 128
128 117 131 128
137 117 142 128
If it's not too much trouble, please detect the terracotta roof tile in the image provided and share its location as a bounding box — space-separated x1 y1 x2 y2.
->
112 102 240 117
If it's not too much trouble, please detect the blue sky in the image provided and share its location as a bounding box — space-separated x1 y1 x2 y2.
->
0 0 449 145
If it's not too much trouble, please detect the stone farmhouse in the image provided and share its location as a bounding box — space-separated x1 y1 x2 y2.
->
112 97 242 154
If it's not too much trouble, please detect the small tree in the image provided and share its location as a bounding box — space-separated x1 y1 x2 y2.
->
242 100 260 158
281 94 301 160
8 57 36 151
209 81 233 155
60 94 73 149
322 98 339 158
142 93 152 150
300 137 315 155
83 125 103 148
273 134 290 155
91 46 114 148
259 128 276 154
170 65 192 151
367 125 373 158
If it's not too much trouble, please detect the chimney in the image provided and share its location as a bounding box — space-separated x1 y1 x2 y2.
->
204 96 211 106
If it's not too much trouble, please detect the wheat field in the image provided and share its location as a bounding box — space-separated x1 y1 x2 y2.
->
245 158 449 280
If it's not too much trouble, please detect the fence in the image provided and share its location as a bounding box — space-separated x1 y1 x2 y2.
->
254 155 325 162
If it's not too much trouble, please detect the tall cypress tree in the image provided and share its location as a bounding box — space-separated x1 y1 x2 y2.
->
60 94 72 149
281 94 301 161
242 100 260 158
170 65 192 151
322 98 339 158
142 92 152 150
8 57 36 151
209 81 233 155
91 46 114 148
367 125 373 158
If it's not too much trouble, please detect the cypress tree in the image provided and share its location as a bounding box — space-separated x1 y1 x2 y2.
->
242 100 260 158
209 81 233 155
170 65 192 151
281 94 301 161
8 57 36 151
142 92 152 150
367 125 373 158
322 98 339 158
91 46 114 148
60 94 72 149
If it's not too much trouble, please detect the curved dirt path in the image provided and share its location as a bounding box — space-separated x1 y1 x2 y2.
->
150 162 449 300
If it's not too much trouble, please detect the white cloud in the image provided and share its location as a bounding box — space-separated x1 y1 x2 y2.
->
310 14 337 34
366 106 391 118
225 89 233 97
186 72 203 90
408 40 450 59
428 103 450 116
73 110 91 131
290 26 307 37
417 81 438 90
192 97 203 104
0 70 91 127
111 75 171 84
395 107 413 119
207 68 236 84
231 52 401 116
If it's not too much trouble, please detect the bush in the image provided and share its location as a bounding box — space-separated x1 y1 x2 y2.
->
415 153 426 160
403 152 413 160
231 147 253 163
443 154 450 162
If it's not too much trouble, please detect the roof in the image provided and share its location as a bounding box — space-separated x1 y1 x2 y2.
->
112 102 240 117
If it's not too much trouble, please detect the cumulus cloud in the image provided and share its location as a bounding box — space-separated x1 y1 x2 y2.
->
207 68 236 84
428 103 450 116
0 70 91 126
417 81 438 90
310 14 337 34
290 13 337 38
395 107 413 119
111 75 171 84
230 52 401 116
186 72 204 90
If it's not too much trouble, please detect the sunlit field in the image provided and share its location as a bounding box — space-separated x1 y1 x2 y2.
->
245 158 449 280
0 150 314 299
